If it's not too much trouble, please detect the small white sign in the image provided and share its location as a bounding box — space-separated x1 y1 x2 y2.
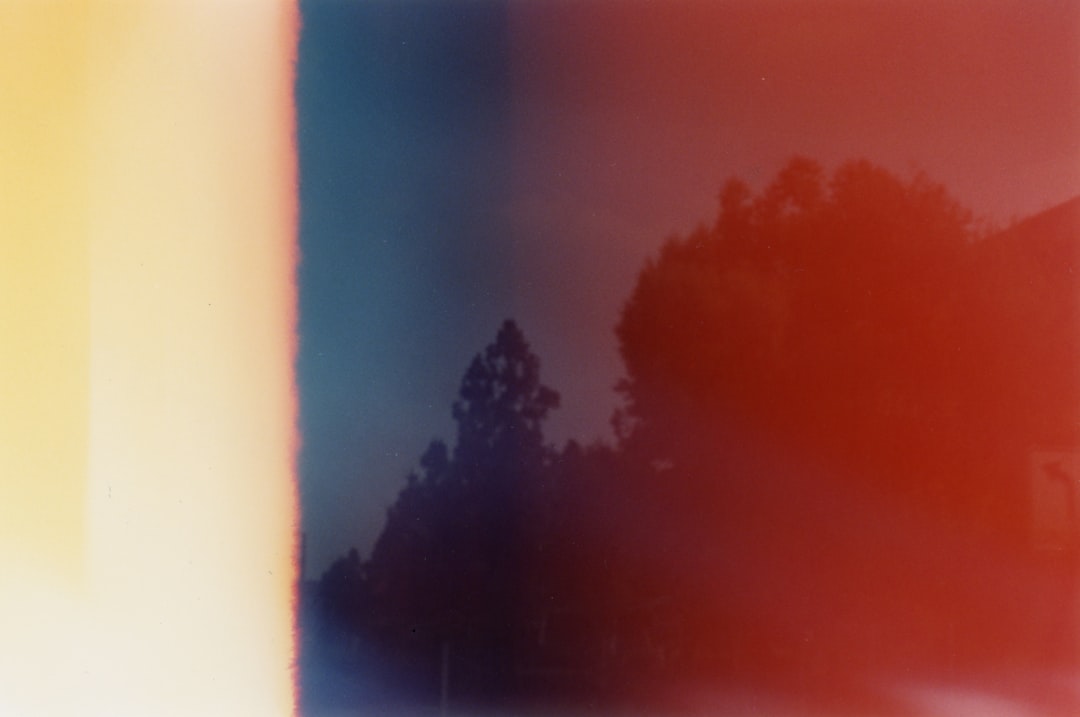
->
1030 449 1080 551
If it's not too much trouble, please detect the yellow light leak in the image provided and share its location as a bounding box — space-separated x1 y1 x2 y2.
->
0 2 299 715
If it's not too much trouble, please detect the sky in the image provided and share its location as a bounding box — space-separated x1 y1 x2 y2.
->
296 0 1080 576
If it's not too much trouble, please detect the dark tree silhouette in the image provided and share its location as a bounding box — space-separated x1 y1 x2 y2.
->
611 158 1080 684
303 166 1079 712
453 320 560 473
313 548 368 658
617 158 974 498
623 160 979 673
364 319 561 701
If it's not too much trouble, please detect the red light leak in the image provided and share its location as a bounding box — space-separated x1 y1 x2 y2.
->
309 1 1079 715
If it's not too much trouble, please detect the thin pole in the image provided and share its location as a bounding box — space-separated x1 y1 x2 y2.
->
440 639 450 717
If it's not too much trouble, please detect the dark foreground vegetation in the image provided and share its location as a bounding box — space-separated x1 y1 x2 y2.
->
300 158 1080 715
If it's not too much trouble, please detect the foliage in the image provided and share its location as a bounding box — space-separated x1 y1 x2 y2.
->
612 158 1079 680
363 319 561 696
616 158 979 503
308 162 1080 705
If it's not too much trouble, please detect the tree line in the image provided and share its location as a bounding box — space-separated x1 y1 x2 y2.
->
301 158 1079 712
